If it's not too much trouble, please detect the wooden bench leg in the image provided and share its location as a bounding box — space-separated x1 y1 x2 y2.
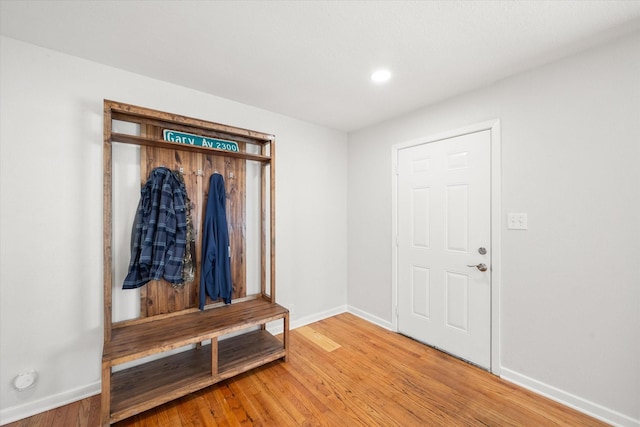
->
283 313 290 362
100 362 111 426
211 337 219 376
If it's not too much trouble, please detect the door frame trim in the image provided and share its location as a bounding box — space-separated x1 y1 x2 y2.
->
391 120 501 374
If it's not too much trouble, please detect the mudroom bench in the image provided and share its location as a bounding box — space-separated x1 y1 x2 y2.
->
101 101 287 425
101 297 289 424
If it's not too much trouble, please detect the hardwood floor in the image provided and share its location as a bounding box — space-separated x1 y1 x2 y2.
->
7 313 607 426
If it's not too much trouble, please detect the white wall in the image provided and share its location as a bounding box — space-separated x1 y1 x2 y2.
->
347 32 640 426
0 36 347 423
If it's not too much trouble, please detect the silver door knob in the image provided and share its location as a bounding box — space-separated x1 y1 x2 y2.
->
467 263 488 272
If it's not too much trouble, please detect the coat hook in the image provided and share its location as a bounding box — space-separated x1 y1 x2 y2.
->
196 169 203 176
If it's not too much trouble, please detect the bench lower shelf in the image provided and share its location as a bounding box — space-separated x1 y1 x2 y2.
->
108 330 285 423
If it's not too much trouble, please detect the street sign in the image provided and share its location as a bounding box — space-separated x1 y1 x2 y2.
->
163 130 239 152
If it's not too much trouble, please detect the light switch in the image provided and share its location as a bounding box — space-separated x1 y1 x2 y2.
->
507 213 528 230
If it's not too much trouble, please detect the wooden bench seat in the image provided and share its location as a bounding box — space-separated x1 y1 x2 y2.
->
104 298 288 364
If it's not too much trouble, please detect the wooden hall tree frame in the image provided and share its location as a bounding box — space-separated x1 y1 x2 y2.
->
101 100 288 426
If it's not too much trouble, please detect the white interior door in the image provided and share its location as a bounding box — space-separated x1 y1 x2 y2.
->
397 130 491 369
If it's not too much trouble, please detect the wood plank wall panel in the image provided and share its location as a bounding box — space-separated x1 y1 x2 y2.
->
134 124 247 316
138 125 200 315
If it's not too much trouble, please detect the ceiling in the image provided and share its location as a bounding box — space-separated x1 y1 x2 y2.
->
1 1 639 132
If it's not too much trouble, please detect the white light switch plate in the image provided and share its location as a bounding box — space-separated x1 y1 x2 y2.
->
507 213 528 230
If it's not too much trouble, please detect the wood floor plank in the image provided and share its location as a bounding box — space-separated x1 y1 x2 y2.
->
6 313 609 427
80 395 102 427
58 399 78 427
224 379 266 426
152 401 188 427
255 362 327 425
295 326 341 352
179 393 212 427
288 335 403 426
50 400 70 427
219 383 255 426
198 385 234 427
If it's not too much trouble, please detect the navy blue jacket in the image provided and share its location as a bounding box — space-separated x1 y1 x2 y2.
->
199 173 232 308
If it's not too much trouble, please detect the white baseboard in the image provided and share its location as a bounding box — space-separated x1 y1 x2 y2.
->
501 367 639 427
0 381 100 426
347 305 393 330
291 305 348 331
267 304 348 335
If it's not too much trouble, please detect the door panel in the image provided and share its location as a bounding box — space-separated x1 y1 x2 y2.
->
412 265 430 318
445 271 469 331
397 130 491 369
446 184 469 252
412 188 430 248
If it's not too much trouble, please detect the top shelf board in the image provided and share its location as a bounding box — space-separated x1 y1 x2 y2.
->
110 132 271 162
105 100 275 145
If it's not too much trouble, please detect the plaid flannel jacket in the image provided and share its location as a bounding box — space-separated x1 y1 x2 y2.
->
123 167 188 289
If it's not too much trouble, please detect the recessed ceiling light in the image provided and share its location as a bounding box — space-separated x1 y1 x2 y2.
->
371 69 391 84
